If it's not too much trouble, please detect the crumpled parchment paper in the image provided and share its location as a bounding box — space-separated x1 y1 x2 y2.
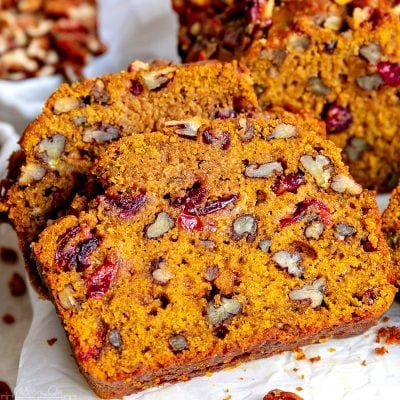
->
0 0 398 398
0 123 32 390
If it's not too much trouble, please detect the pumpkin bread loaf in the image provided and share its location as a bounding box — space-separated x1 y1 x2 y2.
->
33 116 396 398
0 0 106 81
172 0 400 191
382 185 400 286
0 60 261 296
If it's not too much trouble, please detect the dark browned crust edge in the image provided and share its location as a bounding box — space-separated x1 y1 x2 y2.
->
79 313 381 399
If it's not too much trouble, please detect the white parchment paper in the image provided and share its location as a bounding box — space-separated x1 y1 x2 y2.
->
0 0 397 398
0 123 32 390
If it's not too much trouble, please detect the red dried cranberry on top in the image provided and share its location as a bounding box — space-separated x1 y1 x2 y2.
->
323 104 353 134
377 61 400 87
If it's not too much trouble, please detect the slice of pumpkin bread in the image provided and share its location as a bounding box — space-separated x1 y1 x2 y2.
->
173 0 400 191
0 60 259 295
33 116 396 398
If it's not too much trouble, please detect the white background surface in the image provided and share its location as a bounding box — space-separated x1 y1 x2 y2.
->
0 0 399 399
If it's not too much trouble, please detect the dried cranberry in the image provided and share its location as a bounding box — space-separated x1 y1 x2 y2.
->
0 381 14 400
77 237 101 270
173 184 237 215
0 247 18 264
323 104 352 133
272 173 306 196
47 338 58 346
56 225 87 268
55 225 100 271
201 128 231 150
173 183 237 231
78 329 106 361
131 79 144 95
377 61 400 87
197 194 238 215
280 199 331 228
362 288 379 306
51 189 71 209
8 273 26 297
172 184 207 214
202 129 218 145
263 389 303 400
245 0 263 23
361 239 377 252
212 109 237 119
86 256 118 299
177 212 203 231
220 131 231 150
99 191 146 218
2 313 15 324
